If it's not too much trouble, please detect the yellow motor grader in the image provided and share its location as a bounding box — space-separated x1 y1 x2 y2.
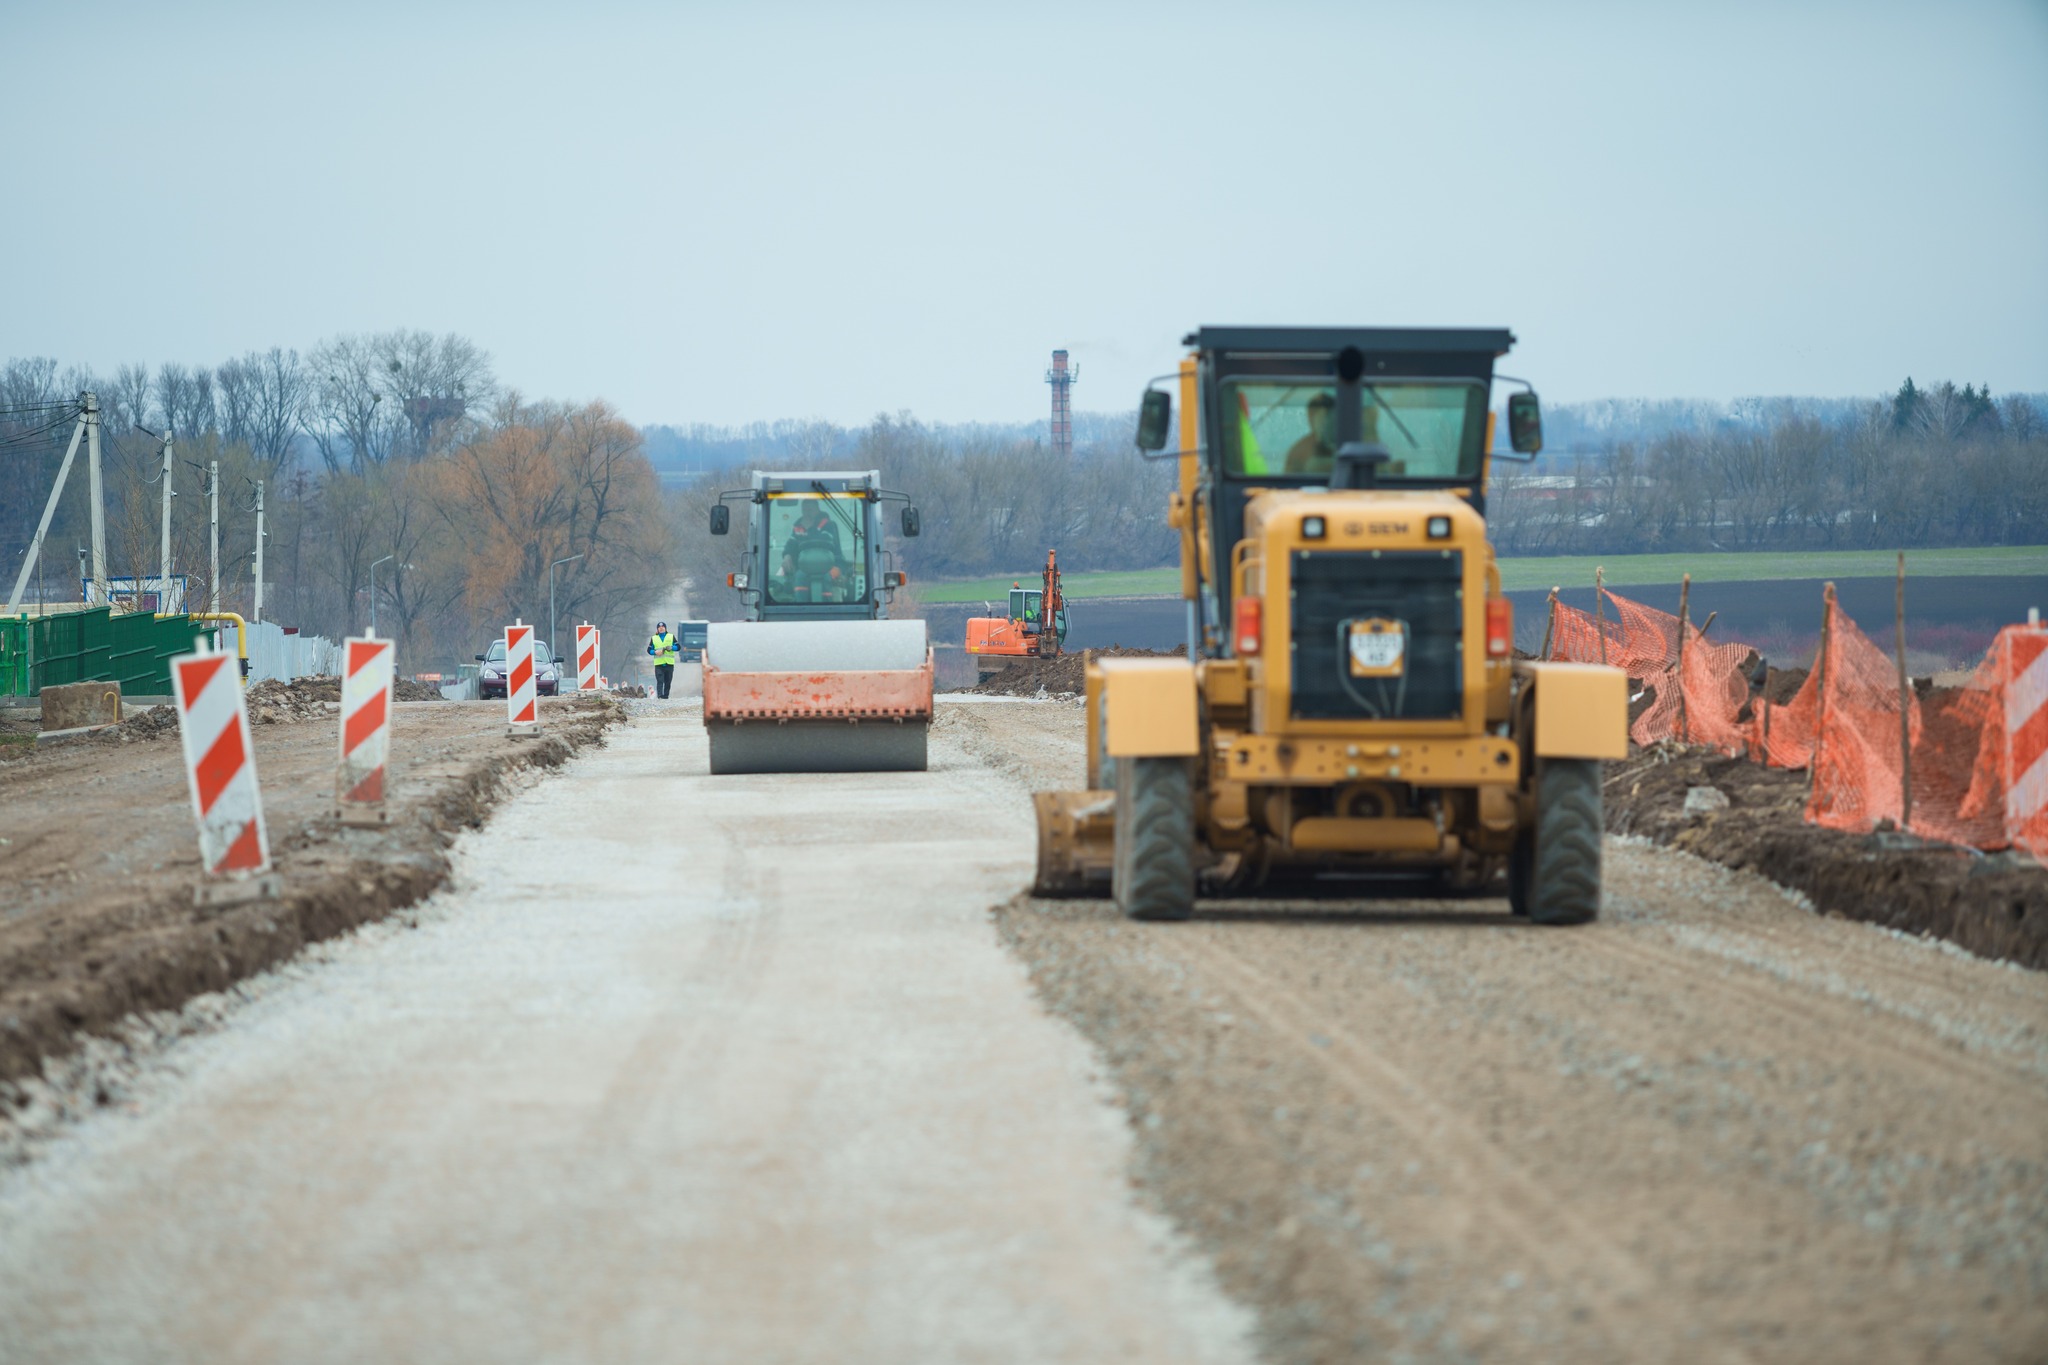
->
1032 327 1627 923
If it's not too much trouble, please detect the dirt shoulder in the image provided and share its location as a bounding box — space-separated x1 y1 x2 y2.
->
946 702 2048 1364
1606 745 2048 970
0 694 620 1087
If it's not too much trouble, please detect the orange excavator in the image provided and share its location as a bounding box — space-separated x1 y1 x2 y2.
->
964 550 1069 681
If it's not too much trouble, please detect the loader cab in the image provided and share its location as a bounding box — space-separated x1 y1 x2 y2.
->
709 469 919 623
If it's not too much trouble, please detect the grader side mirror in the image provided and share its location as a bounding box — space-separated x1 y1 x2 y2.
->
1135 389 1172 451
709 504 730 535
901 507 921 537
1507 391 1544 455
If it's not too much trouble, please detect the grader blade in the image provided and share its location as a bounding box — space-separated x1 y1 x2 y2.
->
1032 790 1115 896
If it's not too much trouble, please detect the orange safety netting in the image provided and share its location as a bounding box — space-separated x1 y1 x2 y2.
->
1544 586 2023 851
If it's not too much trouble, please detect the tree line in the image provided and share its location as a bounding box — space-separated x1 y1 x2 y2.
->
1488 380 2046 555
0 336 673 674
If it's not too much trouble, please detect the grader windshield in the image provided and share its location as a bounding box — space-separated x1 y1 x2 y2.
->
1221 379 1488 481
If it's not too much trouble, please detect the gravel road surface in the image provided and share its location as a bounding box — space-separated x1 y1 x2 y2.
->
3 696 2043 1364
0 700 1251 1364
947 704 2048 1364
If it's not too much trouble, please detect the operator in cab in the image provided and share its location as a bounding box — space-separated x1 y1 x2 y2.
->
1284 391 1385 476
780 499 848 603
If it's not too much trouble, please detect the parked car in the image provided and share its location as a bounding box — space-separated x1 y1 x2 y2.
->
475 639 561 698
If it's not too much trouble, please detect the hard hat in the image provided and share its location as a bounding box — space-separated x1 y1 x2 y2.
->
656 620 667 628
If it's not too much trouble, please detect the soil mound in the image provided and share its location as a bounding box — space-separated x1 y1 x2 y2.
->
966 645 1185 697
1607 745 2047 969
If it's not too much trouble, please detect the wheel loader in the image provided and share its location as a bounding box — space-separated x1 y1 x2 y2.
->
1032 327 1628 922
703 469 930 773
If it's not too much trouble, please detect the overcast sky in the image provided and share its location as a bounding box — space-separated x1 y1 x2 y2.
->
4 0 2043 427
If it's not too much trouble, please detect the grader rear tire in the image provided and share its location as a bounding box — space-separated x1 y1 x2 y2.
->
1509 757 1602 926
1113 756 1195 922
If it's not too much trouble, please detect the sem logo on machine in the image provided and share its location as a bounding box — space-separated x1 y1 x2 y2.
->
1367 522 1410 536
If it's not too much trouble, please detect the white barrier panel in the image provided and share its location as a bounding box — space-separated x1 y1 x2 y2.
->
171 647 271 878
2006 626 2048 858
339 636 396 808
576 624 601 691
506 620 539 732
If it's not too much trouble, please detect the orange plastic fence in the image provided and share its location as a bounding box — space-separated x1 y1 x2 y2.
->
1546 586 2026 852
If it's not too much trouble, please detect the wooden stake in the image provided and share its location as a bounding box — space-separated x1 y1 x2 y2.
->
1540 587 1559 661
1897 552 1912 831
1811 582 1835 804
1676 573 1692 743
1697 610 1717 638
1593 566 1609 667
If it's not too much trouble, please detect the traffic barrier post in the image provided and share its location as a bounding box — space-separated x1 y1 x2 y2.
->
171 642 279 905
506 619 541 739
338 635 396 825
2005 622 2048 858
576 623 601 692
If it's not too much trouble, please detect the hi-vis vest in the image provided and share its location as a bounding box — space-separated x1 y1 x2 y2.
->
649 632 679 665
1238 390 1269 474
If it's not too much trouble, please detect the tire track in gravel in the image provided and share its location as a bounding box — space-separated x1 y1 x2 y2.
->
588 851 784 1145
1573 932 2048 1110
1164 936 1762 1365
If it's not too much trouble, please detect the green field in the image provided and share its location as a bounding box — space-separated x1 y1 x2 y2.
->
917 546 2048 603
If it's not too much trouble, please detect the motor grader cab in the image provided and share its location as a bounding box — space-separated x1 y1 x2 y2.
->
702 469 931 773
1032 327 1628 923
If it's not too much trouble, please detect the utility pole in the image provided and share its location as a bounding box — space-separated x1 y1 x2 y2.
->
208 459 221 616
159 428 175 612
3 402 87 615
84 392 107 604
252 480 266 623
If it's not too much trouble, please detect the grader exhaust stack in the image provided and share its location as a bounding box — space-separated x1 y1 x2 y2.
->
703 470 930 774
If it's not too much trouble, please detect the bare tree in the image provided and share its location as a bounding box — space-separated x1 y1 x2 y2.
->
107 364 154 434
374 330 494 457
308 335 400 473
155 364 216 438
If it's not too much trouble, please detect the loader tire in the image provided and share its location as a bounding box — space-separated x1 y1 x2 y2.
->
1508 757 1602 926
1114 756 1195 922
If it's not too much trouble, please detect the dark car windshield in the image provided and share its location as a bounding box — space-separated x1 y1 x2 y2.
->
484 641 554 664
1221 379 1487 481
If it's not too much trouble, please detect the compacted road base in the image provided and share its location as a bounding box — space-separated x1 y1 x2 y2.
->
0 700 1250 1364
941 703 2048 1365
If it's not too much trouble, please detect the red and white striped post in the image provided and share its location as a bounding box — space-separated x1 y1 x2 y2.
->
2004 622 2048 859
506 619 541 738
171 642 278 904
575 623 601 692
338 635 396 825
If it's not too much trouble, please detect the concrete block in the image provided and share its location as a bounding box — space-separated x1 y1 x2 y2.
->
41 681 122 732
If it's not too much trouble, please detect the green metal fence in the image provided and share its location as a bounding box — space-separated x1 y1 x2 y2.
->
0 610 209 698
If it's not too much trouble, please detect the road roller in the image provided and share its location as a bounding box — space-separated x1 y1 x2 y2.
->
703 469 931 774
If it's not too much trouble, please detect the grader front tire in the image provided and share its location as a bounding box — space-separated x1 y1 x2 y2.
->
1509 757 1603 926
1113 756 1195 922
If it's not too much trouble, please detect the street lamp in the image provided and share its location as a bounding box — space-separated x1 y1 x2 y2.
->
549 554 584 666
370 554 395 637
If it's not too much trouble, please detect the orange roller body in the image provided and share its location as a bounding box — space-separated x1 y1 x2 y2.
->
702 657 935 722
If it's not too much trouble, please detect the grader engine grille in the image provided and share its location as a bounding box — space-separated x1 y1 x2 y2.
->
1289 550 1463 720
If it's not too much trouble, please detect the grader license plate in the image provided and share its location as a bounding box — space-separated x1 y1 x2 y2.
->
1348 619 1406 677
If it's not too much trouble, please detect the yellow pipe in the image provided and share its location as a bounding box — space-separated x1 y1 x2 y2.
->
188 611 250 683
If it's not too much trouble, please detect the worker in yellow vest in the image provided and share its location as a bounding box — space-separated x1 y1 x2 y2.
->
647 621 680 699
